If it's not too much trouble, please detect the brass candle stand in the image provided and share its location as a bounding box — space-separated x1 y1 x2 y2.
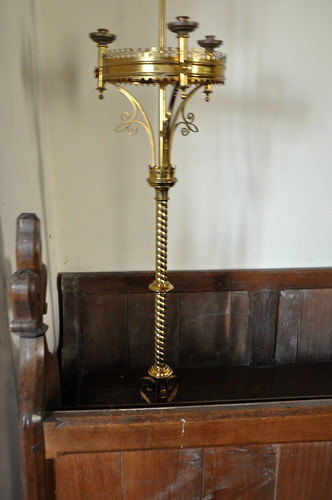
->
90 0 226 404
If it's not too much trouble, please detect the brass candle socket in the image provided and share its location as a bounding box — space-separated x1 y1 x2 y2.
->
89 29 116 98
168 16 198 97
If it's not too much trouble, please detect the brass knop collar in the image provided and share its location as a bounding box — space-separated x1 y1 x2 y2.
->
148 165 177 189
149 280 174 292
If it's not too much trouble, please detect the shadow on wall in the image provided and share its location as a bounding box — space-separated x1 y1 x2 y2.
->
0 216 23 500
20 8 58 350
218 0 309 267
215 87 308 267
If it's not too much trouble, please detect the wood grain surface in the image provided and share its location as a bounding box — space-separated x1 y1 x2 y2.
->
123 448 202 499
44 402 332 459
275 442 332 500
50 440 332 499
55 452 122 500
203 445 276 499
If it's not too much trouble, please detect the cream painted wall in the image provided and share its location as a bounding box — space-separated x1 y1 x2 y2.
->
38 0 332 274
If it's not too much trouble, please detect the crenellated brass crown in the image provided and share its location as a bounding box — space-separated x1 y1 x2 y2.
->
102 46 225 86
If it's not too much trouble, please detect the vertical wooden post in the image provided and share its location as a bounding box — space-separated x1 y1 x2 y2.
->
9 214 60 500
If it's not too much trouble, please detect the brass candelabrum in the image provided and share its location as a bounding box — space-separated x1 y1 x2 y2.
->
90 0 226 404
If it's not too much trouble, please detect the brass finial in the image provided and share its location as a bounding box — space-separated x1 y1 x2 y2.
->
198 35 223 51
168 16 198 36
89 28 116 46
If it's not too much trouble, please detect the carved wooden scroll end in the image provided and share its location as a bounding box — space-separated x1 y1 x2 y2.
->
9 213 48 338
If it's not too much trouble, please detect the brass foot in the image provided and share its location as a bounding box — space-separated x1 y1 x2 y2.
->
138 374 180 404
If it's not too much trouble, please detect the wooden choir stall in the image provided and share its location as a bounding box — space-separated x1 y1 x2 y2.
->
10 213 332 499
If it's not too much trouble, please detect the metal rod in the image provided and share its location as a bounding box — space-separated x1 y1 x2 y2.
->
155 0 170 378
159 84 167 166
159 0 166 52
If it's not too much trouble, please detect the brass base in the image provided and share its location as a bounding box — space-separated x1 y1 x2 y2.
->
138 371 180 404
148 363 173 378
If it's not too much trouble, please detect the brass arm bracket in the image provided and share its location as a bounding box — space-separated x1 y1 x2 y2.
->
111 83 156 166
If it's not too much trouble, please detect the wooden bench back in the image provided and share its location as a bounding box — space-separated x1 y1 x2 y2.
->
59 269 332 404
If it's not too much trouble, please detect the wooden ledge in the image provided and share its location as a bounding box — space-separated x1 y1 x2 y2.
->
44 399 332 459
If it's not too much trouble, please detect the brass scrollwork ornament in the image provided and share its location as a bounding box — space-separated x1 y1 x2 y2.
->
115 111 139 135
178 111 199 137
138 374 180 404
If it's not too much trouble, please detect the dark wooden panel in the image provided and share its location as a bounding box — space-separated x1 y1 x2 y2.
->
46 459 56 500
127 293 154 370
76 363 332 407
276 290 301 364
54 452 122 500
77 369 144 406
60 268 332 295
179 292 231 368
59 274 79 351
59 275 81 405
80 294 128 369
122 448 202 499
229 291 250 365
203 445 276 499
250 291 279 366
217 268 332 292
297 289 332 362
127 292 179 369
61 271 154 295
276 442 332 499
58 270 332 409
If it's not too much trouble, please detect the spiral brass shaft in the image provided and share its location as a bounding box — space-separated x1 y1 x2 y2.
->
156 199 168 285
147 166 177 380
154 199 168 371
149 197 173 378
154 291 167 370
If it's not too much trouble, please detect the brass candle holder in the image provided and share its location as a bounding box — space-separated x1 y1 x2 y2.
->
90 0 226 404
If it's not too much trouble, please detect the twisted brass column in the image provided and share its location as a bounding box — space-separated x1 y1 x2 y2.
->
138 166 180 403
151 195 171 375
